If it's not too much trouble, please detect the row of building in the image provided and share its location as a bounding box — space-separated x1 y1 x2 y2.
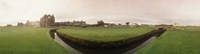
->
17 21 40 27
40 14 87 27
16 14 176 29
17 14 87 27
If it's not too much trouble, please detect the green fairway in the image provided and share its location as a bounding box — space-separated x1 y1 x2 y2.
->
57 27 154 42
135 26 200 54
0 27 68 54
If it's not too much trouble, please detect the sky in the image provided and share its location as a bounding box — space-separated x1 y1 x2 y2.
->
1 0 200 26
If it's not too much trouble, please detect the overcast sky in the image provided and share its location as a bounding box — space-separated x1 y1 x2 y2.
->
0 0 200 26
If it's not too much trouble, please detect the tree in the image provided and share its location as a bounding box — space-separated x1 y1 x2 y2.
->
97 20 104 26
126 22 130 26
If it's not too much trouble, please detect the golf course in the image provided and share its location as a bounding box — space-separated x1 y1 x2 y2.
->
0 27 68 54
1 0 200 54
57 27 154 42
135 26 200 54
1 26 200 54
53 26 166 54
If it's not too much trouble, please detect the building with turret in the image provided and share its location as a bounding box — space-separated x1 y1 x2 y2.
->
40 14 55 27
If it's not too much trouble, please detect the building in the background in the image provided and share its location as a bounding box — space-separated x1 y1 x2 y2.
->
25 20 32 27
40 14 55 27
52 20 87 27
17 22 24 27
104 23 117 27
28 21 40 27
70 20 87 26
17 20 40 27
6 24 12 27
155 24 175 29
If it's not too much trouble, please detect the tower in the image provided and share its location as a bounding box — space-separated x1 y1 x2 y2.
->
40 14 55 27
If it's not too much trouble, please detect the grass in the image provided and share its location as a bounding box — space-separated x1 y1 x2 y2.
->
135 26 200 54
0 27 68 54
57 27 154 42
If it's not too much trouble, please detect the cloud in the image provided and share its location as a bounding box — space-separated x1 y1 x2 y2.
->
1 0 200 26
0 1 6 6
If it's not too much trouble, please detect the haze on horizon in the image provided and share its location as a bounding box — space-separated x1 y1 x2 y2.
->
0 0 200 26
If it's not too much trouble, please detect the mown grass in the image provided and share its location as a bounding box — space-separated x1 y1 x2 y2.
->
135 26 200 54
57 27 154 42
0 27 68 54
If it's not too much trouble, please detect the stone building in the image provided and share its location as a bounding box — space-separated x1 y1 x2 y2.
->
6 24 12 27
17 22 24 27
70 20 87 26
40 14 55 27
17 20 40 27
52 20 87 27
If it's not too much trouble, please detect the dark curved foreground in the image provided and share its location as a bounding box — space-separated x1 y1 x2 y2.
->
50 28 166 54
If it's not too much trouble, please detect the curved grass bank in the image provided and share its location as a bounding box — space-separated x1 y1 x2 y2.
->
54 27 166 54
0 27 68 54
57 27 154 42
